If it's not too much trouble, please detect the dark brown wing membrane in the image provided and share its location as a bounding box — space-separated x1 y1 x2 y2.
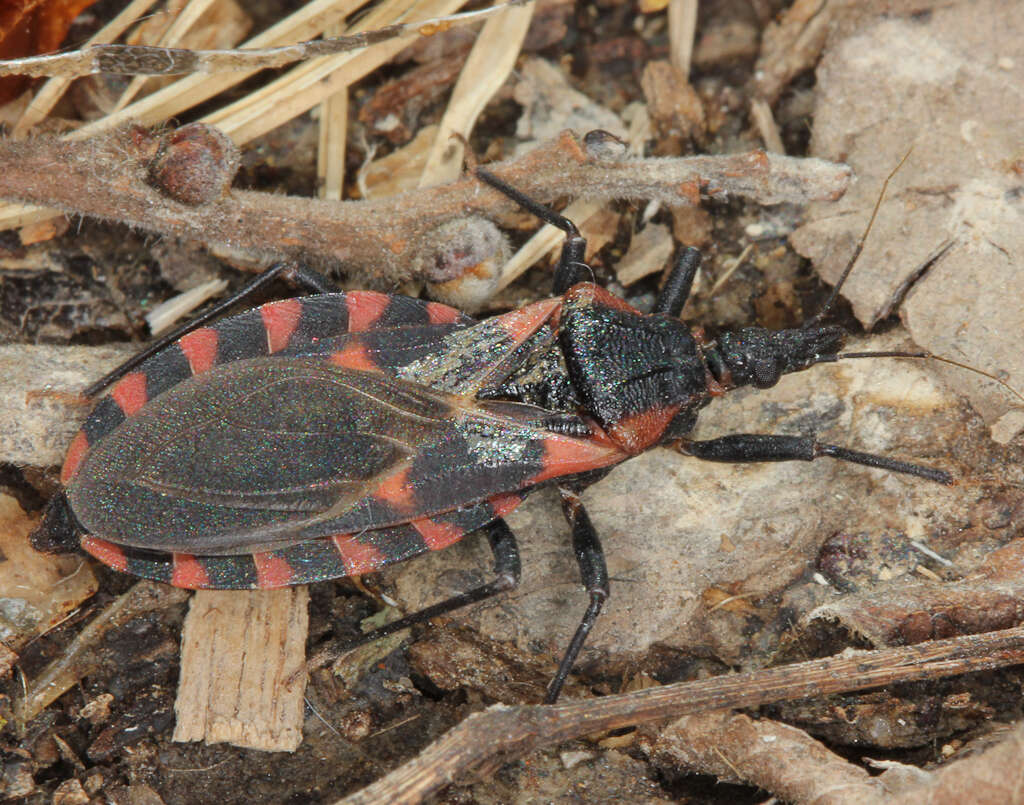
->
68 357 625 555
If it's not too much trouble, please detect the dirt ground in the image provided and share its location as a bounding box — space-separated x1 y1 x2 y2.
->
1 0 1023 803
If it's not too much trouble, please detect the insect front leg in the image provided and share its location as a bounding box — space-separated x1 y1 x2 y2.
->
546 486 610 704
84 262 340 397
678 434 952 485
652 246 701 317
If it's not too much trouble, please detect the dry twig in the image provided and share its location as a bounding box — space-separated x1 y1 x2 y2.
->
338 624 1024 804
0 2 531 78
0 128 850 286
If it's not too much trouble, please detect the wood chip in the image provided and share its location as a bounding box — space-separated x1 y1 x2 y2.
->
615 221 674 285
174 587 309 752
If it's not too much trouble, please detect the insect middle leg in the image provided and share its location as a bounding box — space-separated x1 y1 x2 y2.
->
476 168 705 315
546 486 610 704
679 434 952 485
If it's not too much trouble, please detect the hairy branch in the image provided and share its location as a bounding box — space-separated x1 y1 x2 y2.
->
0 127 850 287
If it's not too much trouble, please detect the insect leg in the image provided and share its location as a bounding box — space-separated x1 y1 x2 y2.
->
546 487 610 704
678 434 952 485
84 262 339 397
475 168 589 294
314 519 521 666
652 247 701 317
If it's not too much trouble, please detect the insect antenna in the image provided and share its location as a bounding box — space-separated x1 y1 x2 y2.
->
839 350 1024 406
807 148 913 325
799 147 1024 408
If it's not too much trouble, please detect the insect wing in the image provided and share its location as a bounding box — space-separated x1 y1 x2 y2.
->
67 357 625 557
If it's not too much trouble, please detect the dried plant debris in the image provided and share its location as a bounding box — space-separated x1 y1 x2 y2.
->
805 537 1024 648
2 1 1023 803
0 493 96 650
789 0 1024 443
648 710 1024 804
0 2 532 79
0 0 98 104
648 711 892 805
512 57 628 150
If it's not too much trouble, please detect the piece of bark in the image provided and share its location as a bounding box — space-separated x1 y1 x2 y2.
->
174 587 309 751
752 0 833 104
693 20 760 67
0 344 131 468
641 60 705 149
669 203 712 247
806 536 1024 646
890 719 1024 805
648 710 889 805
358 55 465 144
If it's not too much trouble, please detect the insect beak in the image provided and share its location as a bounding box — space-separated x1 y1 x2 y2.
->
785 324 846 371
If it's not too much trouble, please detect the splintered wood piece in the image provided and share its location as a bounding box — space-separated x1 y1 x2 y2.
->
174 587 309 752
418 1 535 188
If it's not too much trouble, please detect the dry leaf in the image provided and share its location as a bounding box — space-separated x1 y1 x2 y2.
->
0 493 97 650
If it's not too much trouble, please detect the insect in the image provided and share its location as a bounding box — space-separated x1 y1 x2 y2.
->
31 165 952 703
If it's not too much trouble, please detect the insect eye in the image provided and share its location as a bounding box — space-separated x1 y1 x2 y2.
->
751 358 781 388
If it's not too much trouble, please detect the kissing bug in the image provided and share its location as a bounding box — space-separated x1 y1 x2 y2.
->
31 161 952 704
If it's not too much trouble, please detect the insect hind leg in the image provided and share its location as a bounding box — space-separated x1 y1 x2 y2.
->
475 168 588 294
84 262 339 398
306 519 521 674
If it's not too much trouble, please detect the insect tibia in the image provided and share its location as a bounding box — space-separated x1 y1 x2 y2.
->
704 325 846 390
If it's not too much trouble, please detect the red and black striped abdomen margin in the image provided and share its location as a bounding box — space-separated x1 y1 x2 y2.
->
80 492 524 589
61 293 472 484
